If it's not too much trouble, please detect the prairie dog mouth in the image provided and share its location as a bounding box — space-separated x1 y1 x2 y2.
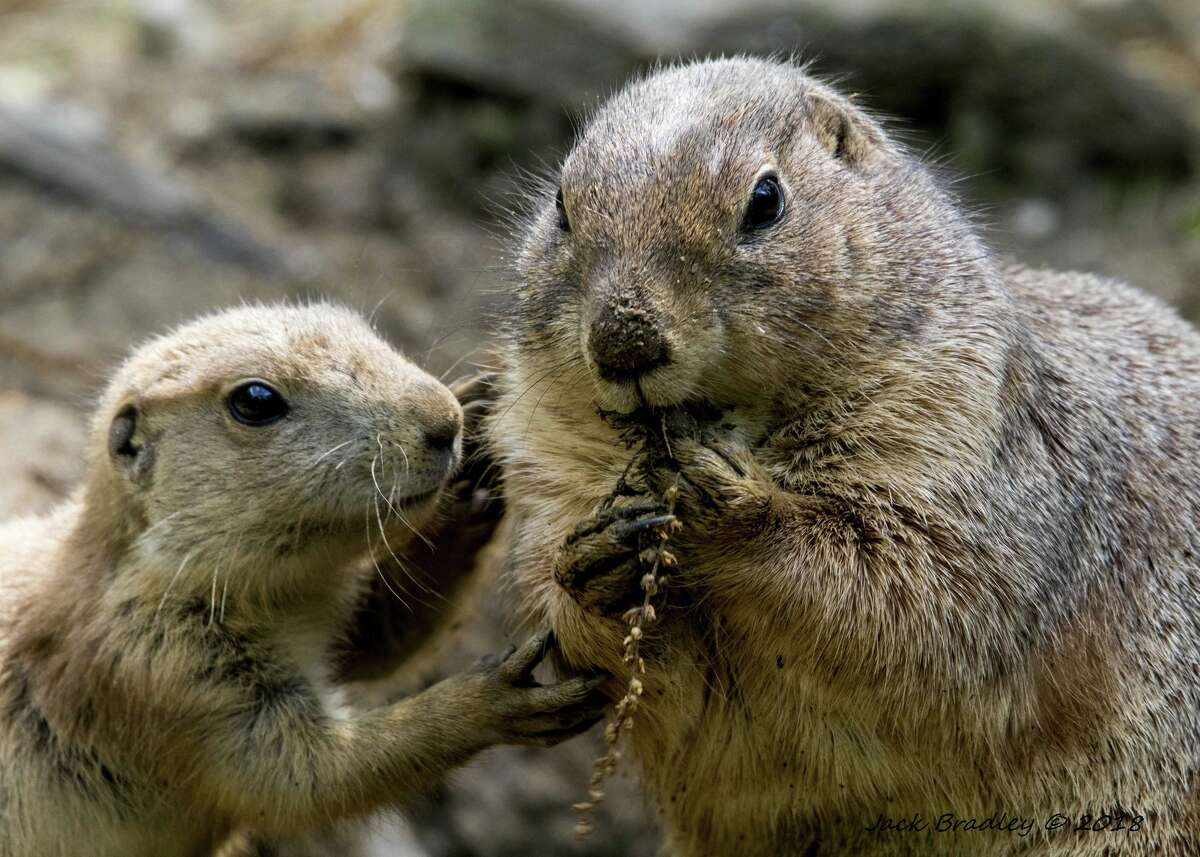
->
366 443 459 504
592 372 691 414
598 399 729 436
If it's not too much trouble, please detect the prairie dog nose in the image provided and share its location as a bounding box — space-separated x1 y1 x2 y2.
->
409 380 463 452
424 411 461 451
588 301 670 381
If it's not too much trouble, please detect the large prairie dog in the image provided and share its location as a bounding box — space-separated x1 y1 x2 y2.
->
490 58 1200 855
0 304 605 857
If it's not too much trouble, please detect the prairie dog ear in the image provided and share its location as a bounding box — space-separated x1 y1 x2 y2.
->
807 93 878 166
108 403 154 485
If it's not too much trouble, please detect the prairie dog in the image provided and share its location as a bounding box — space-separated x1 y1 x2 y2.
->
491 58 1200 855
0 304 605 857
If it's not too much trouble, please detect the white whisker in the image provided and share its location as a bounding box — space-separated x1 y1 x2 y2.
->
136 510 184 548
313 439 353 466
208 562 220 626
155 549 195 625
370 442 434 550
365 475 412 610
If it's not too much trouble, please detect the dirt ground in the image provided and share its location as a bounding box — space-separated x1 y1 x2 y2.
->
1 1 1197 854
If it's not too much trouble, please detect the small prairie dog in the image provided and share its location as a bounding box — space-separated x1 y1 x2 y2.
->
0 304 605 857
492 58 1200 855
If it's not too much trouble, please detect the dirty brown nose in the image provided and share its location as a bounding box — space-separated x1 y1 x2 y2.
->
587 302 670 381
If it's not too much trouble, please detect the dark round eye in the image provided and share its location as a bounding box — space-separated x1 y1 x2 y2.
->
555 186 570 231
228 381 288 427
741 174 785 232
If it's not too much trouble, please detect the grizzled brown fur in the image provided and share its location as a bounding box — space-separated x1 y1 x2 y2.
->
490 58 1200 855
0 305 605 857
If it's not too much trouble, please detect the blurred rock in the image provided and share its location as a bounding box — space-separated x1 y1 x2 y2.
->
695 6 1197 191
412 743 657 857
0 391 86 519
397 0 641 109
137 0 222 62
386 584 662 857
0 63 52 110
0 178 304 405
1010 198 1061 242
220 73 366 153
386 0 646 207
382 0 1196 213
0 103 294 274
361 817 431 857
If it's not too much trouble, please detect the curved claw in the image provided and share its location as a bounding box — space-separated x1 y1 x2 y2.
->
566 500 667 543
614 514 676 538
498 630 552 683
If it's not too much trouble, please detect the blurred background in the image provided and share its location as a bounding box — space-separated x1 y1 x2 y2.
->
1 0 1197 854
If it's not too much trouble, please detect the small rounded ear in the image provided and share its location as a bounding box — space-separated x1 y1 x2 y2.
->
108 404 154 484
108 404 138 458
807 93 878 166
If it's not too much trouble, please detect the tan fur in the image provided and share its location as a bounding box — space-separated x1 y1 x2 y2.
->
0 304 604 857
490 58 1200 855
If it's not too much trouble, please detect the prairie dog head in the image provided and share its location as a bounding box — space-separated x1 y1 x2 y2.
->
87 304 462 594
507 58 1004 436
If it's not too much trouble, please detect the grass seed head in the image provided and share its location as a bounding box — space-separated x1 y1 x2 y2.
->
574 412 687 840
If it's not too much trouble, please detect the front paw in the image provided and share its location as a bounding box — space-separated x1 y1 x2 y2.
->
554 500 675 617
472 631 610 747
654 439 773 527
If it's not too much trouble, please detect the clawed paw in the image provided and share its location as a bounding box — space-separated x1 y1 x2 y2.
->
554 500 674 617
661 439 769 516
475 631 611 747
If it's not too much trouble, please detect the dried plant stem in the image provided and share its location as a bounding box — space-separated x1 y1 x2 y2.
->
574 469 681 840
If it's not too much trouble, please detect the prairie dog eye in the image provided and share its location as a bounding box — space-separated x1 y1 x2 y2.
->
228 381 289 427
555 186 570 231
741 174 785 232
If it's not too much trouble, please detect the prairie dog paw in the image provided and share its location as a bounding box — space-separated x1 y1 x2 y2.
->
554 500 674 617
656 439 773 524
472 631 610 747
